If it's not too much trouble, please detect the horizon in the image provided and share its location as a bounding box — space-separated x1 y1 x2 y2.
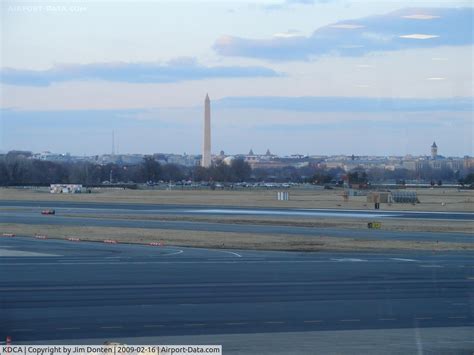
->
4 144 470 159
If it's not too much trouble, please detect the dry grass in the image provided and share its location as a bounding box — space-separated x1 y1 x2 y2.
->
2 187 473 212
1 223 473 252
60 213 474 234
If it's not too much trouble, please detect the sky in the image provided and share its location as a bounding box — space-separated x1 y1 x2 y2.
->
0 0 473 157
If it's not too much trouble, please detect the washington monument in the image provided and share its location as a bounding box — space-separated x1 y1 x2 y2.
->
201 93 211 168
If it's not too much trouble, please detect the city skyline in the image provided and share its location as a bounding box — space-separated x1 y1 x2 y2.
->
6 139 468 160
1 1 473 156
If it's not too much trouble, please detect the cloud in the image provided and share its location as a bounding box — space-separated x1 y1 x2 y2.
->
214 7 473 60
399 34 439 39
0 58 280 87
263 0 331 10
214 96 474 112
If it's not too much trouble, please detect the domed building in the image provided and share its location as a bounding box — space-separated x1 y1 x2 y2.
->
222 156 235 165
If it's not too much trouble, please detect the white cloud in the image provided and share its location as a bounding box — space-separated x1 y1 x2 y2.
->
273 32 303 38
402 14 441 20
329 24 365 29
399 34 440 40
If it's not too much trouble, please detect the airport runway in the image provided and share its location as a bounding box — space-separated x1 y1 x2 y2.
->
1 236 473 353
1 201 473 243
1 200 473 220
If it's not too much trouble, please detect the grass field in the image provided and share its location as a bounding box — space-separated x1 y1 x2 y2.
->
1 223 472 252
2 186 473 212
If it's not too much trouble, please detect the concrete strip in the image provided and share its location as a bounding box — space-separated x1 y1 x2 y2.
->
0 248 59 257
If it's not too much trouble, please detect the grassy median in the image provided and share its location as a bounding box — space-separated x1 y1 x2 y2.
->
1 223 473 252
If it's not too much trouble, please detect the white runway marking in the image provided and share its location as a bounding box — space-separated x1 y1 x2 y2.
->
331 258 367 262
419 265 444 268
221 251 242 258
391 258 417 262
0 249 59 257
163 249 184 256
188 209 396 219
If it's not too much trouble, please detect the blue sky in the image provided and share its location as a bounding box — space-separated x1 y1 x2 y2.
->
0 0 473 156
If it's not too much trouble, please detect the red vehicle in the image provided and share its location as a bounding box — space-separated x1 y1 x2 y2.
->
41 209 56 215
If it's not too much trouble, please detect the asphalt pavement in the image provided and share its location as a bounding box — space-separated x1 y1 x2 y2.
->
1 200 473 220
1 237 473 353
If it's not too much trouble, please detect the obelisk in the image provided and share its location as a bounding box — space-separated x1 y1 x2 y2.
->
201 94 211 167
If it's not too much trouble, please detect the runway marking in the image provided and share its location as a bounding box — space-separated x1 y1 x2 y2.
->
303 320 322 323
221 251 242 258
415 317 432 320
225 322 247 326
448 316 467 319
56 327 80 330
331 258 366 262
265 321 285 324
184 323 206 327
0 249 59 257
339 319 360 322
144 324 164 328
419 265 443 268
163 250 184 256
189 208 396 219
100 326 123 329
391 258 417 262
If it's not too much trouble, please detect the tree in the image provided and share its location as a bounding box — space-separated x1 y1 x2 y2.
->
142 156 161 182
348 170 368 184
161 164 184 181
230 158 251 182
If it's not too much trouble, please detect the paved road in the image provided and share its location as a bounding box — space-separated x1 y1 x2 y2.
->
1 200 473 220
1 237 473 353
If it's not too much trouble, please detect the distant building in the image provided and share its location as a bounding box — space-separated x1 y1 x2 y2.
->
50 184 82 194
431 141 438 160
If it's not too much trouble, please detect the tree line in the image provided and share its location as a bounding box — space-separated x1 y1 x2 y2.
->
0 151 471 186
0 153 254 186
